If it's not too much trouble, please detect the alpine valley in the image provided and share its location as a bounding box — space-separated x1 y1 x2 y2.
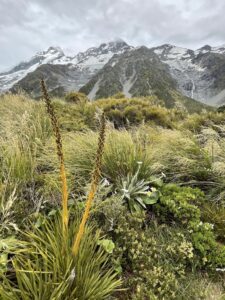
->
1 39 225 106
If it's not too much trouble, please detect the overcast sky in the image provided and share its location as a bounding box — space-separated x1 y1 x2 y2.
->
1 0 225 72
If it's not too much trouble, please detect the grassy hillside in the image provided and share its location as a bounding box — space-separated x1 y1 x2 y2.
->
0 92 225 299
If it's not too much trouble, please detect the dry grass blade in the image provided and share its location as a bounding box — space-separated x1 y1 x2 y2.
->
72 112 106 256
40 79 69 234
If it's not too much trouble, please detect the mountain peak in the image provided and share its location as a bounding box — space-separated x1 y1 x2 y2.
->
37 46 64 57
47 46 64 53
107 38 128 46
98 39 131 53
197 45 212 53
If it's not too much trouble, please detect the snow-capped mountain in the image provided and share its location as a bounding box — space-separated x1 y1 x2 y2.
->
80 43 225 107
0 47 67 92
152 44 225 105
74 39 131 71
1 40 225 106
80 46 208 113
0 40 132 95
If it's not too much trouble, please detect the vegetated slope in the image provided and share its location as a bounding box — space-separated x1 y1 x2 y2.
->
2 40 132 97
1 93 225 299
80 46 211 112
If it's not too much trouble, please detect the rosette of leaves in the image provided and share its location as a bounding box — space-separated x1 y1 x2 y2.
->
118 164 162 213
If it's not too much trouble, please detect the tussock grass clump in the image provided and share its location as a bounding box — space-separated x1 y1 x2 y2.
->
64 128 153 185
144 127 213 185
0 89 120 300
182 111 225 132
0 93 53 233
0 213 121 300
65 91 88 104
0 92 52 186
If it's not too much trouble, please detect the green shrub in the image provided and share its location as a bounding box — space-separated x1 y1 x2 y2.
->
109 210 209 299
65 91 89 104
93 97 175 128
155 184 225 268
113 212 178 299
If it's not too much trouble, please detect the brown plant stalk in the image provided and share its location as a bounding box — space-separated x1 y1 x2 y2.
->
72 112 106 256
40 79 69 234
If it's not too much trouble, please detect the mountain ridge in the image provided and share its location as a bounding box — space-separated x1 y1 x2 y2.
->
0 40 132 94
1 39 225 106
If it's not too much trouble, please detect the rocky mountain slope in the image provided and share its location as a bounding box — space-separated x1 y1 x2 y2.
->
1 40 225 106
0 47 66 93
152 44 225 105
1 40 132 97
80 46 209 111
80 47 176 100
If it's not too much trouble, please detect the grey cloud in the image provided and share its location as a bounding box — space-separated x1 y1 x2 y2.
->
0 0 225 71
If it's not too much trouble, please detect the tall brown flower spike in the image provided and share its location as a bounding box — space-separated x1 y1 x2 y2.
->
40 79 69 235
72 112 106 256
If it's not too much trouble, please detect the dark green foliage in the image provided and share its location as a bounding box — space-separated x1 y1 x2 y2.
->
109 210 208 299
65 91 88 104
80 65 124 99
217 105 225 113
79 77 97 96
155 184 225 268
113 212 179 299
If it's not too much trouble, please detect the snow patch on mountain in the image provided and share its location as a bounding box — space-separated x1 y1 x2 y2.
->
0 47 65 92
152 44 221 104
195 44 225 56
0 40 132 93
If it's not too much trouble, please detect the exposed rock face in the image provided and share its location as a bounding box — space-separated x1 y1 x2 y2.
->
80 47 176 101
152 44 225 105
80 46 209 112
